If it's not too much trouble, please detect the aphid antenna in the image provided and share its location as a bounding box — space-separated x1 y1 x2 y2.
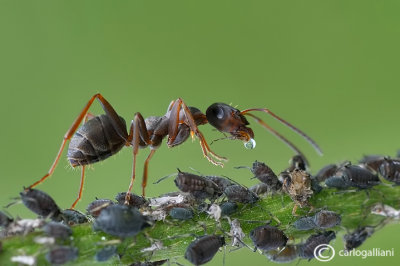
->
153 173 177 185
188 167 203 176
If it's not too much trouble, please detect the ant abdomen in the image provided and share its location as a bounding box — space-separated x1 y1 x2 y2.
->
68 115 127 167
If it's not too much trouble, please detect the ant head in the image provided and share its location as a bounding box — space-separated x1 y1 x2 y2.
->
206 103 255 149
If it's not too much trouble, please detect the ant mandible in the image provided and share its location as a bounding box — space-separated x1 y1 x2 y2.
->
27 93 322 208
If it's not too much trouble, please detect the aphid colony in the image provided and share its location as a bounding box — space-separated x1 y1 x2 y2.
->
1 151 400 265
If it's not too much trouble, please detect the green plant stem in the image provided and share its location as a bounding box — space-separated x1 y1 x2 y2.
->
1 185 399 265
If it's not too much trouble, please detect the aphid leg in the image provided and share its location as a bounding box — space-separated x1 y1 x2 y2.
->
27 93 128 190
70 166 86 209
168 98 227 166
241 108 323 156
125 113 152 201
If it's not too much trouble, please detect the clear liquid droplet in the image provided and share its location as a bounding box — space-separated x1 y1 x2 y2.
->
244 138 256 149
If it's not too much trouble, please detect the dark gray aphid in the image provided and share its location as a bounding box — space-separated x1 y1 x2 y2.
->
115 192 148 208
20 188 61 219
265 245 299 263
224 185 259 204
359 155 386 172
378 158 400 185
61 209 89 226
344 226 375 251
184 235 225 265
42 222 72 240
220 202 238 216
169 207 193 220
250 224 288 252
0 211 13 227
174 170 220 200
95 245 118 262
93 205 149 238
236 161 282 192
314 164 338 183
313 210 341 229
325 164 380 189
293 210 341 230
299 231 336 259
46 246 78 265
129 260 168 266
87 199 114 217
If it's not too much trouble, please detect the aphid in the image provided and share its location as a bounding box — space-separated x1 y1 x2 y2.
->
325 164 380 189
95 245 118 262
93 205 150 238
224 185 259 204
235 161 282 193
314 164 338 183
293 210 341 230
10 255 36 266
344 226 375 251
20 188 61 219
265 245 299 263
207 204 222 222
358 155 386 172
42 221 72 240
371 204 400 219
298 231 336 260
220 202 238 216
313 210 341 229
0 210 13 227
115 192 148 208
229 219 245 248
61 209 89 225
27 94 321 208
46 246 78 265
250 224 288 252
87 199 114 218
184 235 225 265
377 158 400 185
174 170 220 201
282 169 313 215
169 207 193 220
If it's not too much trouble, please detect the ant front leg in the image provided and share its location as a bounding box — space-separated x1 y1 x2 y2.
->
126 113 153 201
27 93 128 190
168 98 227 167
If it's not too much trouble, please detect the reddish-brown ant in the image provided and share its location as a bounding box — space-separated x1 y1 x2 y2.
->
27 94 321 208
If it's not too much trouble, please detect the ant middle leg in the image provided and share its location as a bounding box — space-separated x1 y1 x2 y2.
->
125 112 152 202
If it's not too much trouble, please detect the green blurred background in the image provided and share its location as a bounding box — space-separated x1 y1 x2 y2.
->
1 0 399 265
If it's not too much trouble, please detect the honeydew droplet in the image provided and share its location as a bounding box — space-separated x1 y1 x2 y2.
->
244 138 256 149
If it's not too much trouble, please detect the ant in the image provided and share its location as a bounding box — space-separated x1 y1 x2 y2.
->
26 93 322 208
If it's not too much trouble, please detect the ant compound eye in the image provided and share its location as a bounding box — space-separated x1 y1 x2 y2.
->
215 107 224 120
244 138 256 149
